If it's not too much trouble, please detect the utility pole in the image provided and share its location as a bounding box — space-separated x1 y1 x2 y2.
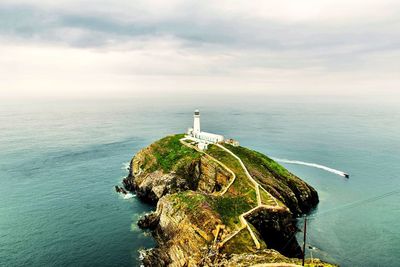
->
302 217 307 266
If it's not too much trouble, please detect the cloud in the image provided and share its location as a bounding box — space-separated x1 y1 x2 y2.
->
2 1 400 49
0 0 399 99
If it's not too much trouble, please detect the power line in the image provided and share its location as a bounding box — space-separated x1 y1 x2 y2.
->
275 188 400 265
308 188 400 219
280 231 298 251
295 188 400 265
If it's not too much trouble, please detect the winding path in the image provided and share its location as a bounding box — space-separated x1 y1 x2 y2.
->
180 138 237 196
215 144 279 206
180 138 286 249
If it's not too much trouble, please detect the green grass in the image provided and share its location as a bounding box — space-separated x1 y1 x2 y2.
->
172 191 254 229
204 144 260 229
211 195 253 227
259 187 275 206
221 228 257 254
172 191 209 211
223 143 292 178
148 134 201 172
206 145 256 198
134 134 325 262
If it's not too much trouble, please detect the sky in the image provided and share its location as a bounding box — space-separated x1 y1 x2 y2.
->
1 0 399 100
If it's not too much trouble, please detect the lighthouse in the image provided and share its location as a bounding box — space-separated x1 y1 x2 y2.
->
186 109 224 147
193 109 201 134
185 109 238 150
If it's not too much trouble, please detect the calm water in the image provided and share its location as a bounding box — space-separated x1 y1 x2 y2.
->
0 96 399 266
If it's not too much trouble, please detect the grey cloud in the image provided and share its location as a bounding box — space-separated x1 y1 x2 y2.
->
2 3 398 52
1 2 400 73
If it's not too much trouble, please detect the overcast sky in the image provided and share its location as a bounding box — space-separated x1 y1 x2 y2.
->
1 0 399 100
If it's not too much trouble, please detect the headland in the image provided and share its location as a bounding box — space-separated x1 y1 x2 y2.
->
119 133 335 266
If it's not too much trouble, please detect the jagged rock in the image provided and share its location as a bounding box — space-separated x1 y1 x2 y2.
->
114 185 127 194
124 151 230 204
137 194 221 266
140 248 171 267
122 135 333 267
122 176 135 192
138 212 159 230
245 208 302 258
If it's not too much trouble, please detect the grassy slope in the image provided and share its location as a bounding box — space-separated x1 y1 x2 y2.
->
207 144 279 206
206 145 258 227
204 144 265 251
206 145 256 198
222 143 307 207
144 134 201 173
172 191 258 253
144 138 259 230
139 135 313 255
222 143 291 178
140 136 259 251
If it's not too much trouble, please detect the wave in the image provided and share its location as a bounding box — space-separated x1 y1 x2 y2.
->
138 249 147 260
272 158 348 177
123 193 135 199
121 162 130 171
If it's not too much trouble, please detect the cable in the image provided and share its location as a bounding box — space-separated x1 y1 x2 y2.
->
308 188 400 219
280 231 299 252
293 189 400 264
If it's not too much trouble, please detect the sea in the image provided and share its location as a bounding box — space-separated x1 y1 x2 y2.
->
1 95 399 267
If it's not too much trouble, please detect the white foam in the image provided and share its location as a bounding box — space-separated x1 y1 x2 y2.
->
123 193 135 199
138 249 146 260
121 162 130 171
272 158 348 177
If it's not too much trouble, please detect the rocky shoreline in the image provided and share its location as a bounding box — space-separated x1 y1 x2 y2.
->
119 135 332 266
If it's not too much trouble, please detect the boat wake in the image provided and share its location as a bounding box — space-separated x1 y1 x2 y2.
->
272 158 349 178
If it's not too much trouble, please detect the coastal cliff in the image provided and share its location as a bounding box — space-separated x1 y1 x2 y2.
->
122 134 334 266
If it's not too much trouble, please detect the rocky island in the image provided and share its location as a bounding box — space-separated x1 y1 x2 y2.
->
121 134 335 266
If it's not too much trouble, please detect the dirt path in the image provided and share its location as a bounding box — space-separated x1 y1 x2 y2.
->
215 144 279 206
180 138 285 249
180 138 237 196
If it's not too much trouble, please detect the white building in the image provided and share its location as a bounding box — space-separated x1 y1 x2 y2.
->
186 109 224 149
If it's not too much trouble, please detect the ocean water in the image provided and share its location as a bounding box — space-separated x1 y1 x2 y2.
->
0 96 399 267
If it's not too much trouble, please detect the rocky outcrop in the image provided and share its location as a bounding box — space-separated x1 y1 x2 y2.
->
206 249 335 267
123 153 231 204
124 170 190 203
196 157 231 193
115 185 127 195
121 135 331 266
245 208 301 258
253 176 319 216
137 193 222 266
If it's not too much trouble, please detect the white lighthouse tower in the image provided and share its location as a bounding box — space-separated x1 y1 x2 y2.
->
193 109 201 135
185 109 238 150
186 109 224 150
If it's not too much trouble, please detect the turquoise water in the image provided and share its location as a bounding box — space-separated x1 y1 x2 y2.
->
1 97 399 266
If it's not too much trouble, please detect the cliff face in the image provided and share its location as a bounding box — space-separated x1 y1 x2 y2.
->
123 140 231 203
138 192 222 266
122 134 328 266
